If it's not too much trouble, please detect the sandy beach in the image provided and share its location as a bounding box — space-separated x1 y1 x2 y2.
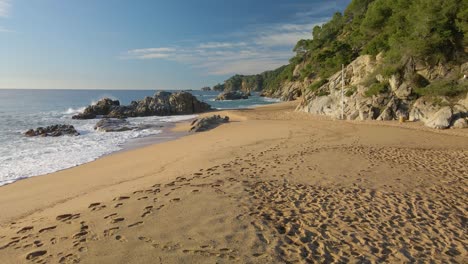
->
0 101 467 263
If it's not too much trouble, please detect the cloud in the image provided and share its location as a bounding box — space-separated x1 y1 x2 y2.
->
0 0 11 18
0 26 13 32
128 47 176 54
123 20 324 76
198 42 247 49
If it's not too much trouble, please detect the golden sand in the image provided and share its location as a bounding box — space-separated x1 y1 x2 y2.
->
0 101 467 263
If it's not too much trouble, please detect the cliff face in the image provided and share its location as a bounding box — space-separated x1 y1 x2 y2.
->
206 0 467 129
295 55 468 129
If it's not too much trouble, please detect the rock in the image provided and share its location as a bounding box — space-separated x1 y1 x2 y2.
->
189 115 229 132
201 87 211 91
24 125 79 137
72 98 120 119
94 118 134 132
291 54 465 130
452 118 468 129
394 83 412 99
424 107 453 129
458 93 468 109
409 97 446 122
73 91 211 119
388 74 402 92
215 91 249 101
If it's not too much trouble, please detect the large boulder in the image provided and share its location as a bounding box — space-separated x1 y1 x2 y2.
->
215 91 249 101
409 97 448 123
189 115 229 132
72 91 211 119
452 118 468 129
25 125 79 137
94 118 134 132
72 98 120 119
425 107 453 129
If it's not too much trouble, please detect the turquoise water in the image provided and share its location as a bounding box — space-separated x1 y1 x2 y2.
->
0 89 279 185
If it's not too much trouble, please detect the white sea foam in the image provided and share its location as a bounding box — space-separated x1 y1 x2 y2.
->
0 113 196 186
64 107 86 115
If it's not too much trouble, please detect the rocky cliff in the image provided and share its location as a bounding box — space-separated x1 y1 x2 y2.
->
296 55 468 129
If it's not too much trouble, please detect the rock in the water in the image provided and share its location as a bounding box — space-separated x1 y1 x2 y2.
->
72 91 211 119
24 125 79 137
94 118 134 132
425 107 453 129
201 87 211 91
189 115 229 132
72 98 120 119
215 91 249 101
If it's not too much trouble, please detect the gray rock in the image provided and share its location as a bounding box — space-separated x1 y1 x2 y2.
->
72 98 120 119
215 91 249 101
451 118 468 129
394 83 412 99
189 115 229 132
72 91 211 119
425 107 453 129
94 118 134 132
409 97 445 122
25 125 79 137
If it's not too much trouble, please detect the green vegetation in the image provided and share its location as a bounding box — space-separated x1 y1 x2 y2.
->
292 0 467 82
308 79 328 92
317 90 331 97
212 65 295 94
345 86 358 97
414 79 468 97
213 0 467 98
364 82 390 97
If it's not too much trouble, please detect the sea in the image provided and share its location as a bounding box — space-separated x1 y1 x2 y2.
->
0 89 280 186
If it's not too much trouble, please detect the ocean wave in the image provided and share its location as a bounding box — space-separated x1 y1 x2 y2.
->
64 107 86 115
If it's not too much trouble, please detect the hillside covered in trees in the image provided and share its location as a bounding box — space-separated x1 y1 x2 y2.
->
210 0 467 100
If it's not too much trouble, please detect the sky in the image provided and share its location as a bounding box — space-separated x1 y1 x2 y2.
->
0 0 351 90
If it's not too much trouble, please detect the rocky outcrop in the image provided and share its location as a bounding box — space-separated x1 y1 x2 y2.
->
261 81 304 101
94 119 134 132
94 118 163 132
189 115 229 132
409 93 468 129
201 87 211 91
296 54 467 129
72 98 120 119
25 125 79 137
215 91 249 101
73 91 211 119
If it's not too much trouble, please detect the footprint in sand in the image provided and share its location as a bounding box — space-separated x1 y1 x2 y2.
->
104 213 117 219
56 214 80 222
103 227 119 237
38 226 56 233
113 196 130 201
115 235 127 242
17 226 34 234
128 221 143 228
88 202 106 211
110 218 125 224
25 250 47 260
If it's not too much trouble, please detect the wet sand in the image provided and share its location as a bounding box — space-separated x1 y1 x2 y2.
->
0 101 467 263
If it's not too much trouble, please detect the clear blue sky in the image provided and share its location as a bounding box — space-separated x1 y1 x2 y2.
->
0 0 351 90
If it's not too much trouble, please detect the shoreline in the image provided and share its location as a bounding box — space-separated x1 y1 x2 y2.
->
1 100 466 189
0 101 466 263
